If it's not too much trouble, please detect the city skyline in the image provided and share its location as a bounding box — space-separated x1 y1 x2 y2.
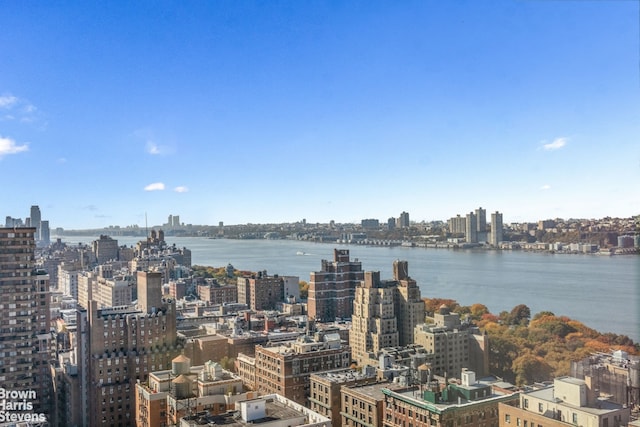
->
1 2 639 230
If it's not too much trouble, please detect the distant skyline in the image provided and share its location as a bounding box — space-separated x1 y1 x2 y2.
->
1 1 638 229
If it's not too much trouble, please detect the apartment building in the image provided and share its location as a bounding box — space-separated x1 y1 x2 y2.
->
135 355 251 427
0 227 52 413
498 377 630 427
308 249 364 322
309 367 378 427
237 270 284 311
251 331 351 405
383 370 517 427
414 305 489 379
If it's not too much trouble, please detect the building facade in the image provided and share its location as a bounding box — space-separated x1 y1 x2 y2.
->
350 271 399 367
252 332 352 405
0 227 52 413
308 249 364 322
490 211 503 247
498 377 630 427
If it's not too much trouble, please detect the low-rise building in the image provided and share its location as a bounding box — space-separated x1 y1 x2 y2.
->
498 376 631 427
383 369 517 427
310 367 378 427
135 355 253 427
179 393 331 427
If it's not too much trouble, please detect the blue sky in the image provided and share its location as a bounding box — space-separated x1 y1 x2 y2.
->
1 1 638 229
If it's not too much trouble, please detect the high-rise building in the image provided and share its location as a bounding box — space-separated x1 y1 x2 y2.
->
40 219 50 245
30 205 41 241
490 211 503 247
475 207 487 233
447 215 466 235
92 235 119 265
465 211 478 243
72 296 180 427
0 227 52 413
308 249 364 322
398 211 410 229
350 262 424 367
393 260 424 347
350 271 399 366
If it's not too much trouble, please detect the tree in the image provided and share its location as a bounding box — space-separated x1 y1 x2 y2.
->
470 303 489 320
299 281 309 299
509 304 531 326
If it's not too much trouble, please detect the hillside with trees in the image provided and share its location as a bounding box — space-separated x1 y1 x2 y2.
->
423 298 639 386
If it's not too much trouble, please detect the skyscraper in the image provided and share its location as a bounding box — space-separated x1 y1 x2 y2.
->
0 227 51 412
490 211 503 247
30 205 41 241
475 207 486 233
465 211 478 243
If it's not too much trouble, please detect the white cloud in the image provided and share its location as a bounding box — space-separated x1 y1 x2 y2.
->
144 182 165 191
0 95 18 109
540 184 551 191
0 136 29 157
542 137 568 151
0 94 39 123
146 141 161 155
57 157 67 163
174 186 189 193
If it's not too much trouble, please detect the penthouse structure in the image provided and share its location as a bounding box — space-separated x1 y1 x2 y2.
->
0 227 52 412
308 249 364 322
498 377 630 427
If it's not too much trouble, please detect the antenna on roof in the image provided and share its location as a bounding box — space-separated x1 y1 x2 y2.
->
145 212 150 271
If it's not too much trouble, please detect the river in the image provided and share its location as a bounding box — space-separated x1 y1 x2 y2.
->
55 235 640 341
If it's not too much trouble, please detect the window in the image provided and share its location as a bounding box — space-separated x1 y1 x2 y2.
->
572 413 578 424
538 403 544 413
505 414 511 424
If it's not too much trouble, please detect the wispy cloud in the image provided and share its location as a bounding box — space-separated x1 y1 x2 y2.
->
0 136 29 158
83 205 99 211
146 141 161 155
542 137 568 151
0 95 18 109
57 157 67 164
174 186 189 193
144 182 165 191
0 94 38 122
540 184 551 191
